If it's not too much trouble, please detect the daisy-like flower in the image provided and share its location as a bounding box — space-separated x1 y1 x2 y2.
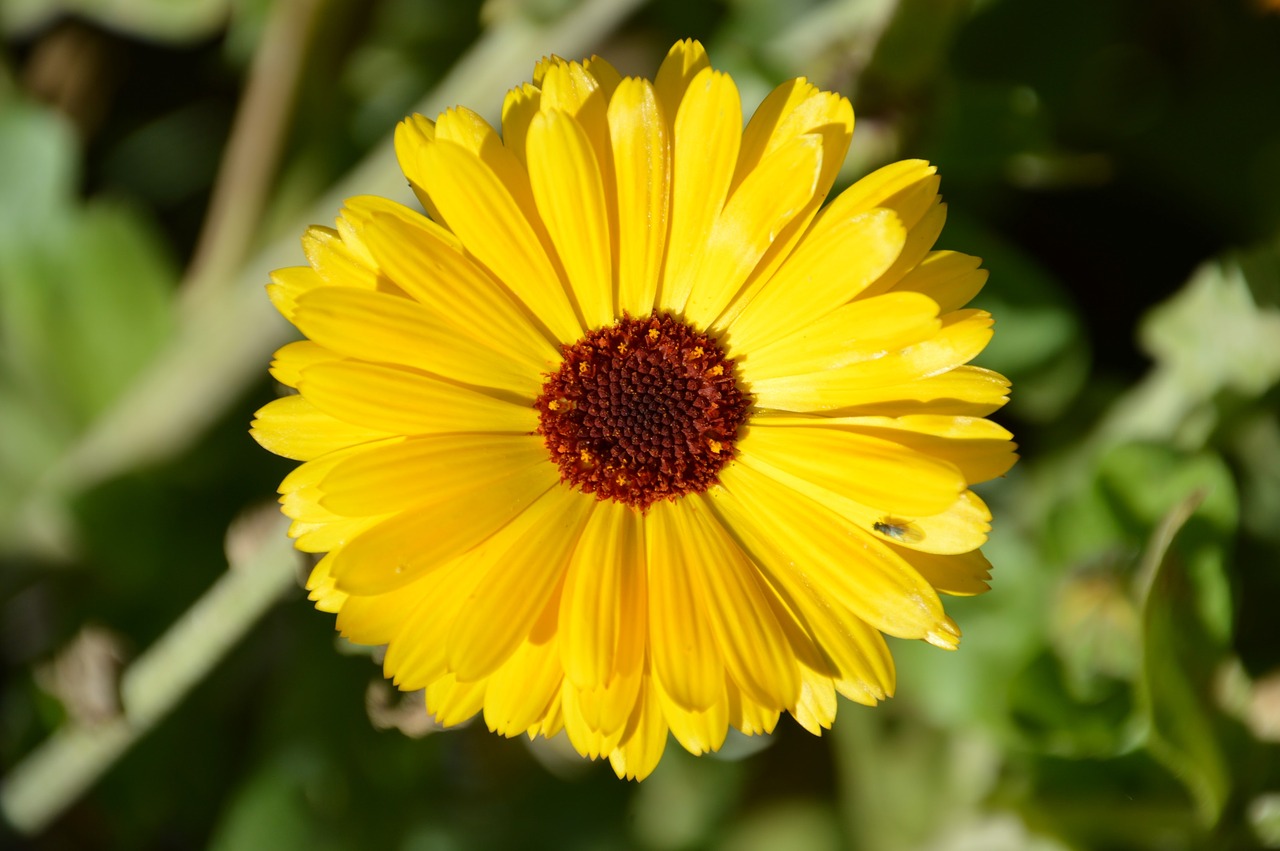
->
251 39 1016 781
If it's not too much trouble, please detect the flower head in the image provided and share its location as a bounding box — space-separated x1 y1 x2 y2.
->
251 39 1016 780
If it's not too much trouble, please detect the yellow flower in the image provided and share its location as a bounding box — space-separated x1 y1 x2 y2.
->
251 39 1016 781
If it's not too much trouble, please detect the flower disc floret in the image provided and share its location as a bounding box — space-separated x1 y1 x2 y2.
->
535 314 749 510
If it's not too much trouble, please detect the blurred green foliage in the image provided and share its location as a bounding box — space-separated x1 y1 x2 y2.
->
2 0 1280 849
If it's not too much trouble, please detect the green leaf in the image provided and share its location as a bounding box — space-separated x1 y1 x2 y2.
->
0 201 175 430
0 99 175 551
51 203 177 423
0 97 175 425
1103 241 1280 447
1142 245 1280 401
1049 566 1141 693
1098 444 1237 643
1006 650 1137 758
1132 486 1233 825
1020 442 1238 819
0 99 76 245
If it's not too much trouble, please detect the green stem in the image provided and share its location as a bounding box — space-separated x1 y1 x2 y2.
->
0 510 300 836
181 0 328 309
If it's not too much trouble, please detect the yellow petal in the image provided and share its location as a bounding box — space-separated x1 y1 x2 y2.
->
278 439 402 520
821 365 1011 417
297 360 538 436
862 199 947 298
752 567 837 678
431 107 550 248
734 80 851 190
726 678 781 736
714 463 948 641
816 414 1017 485
318 434 549 518
749 310 995 412
539 60 611 188
501 82 540 165
251 394 394 461
393 113 445 224
330 201 381 269
608 675 669 781
658 67 741 313
889 250 987 313
704 480 896 698
732 438 992 554
862 490 991 556
337 194 434 249
683 134 823 329
562 681 626 759
750 413 1015 480
681 503 800 710
653 38 710 130
334 565 446 647
305 553 347 613
527 109 614 329
484 629 565 737
532 693 564 739
570 666 644 750
868 490 994 556
419 138 582 343
724 208 906 353
532 55 557 86
302 224 381 290
279 444 400 552
358 209 560 379
268 340 338 388
584 55 622 100
721 157 939 340
738 291 941 382
819 158 940 232
382 559 488 690
326 446 557 594
559 500 646 689
655 675 728 755
899 546 992 596
645 500 725 711
426 673 487 727
715 84 854 331
266 265 326 321
447 485 593 680
790 665 838 735
434 105 499 150
737 424 965 517
609 77 669 317
290 285 541 398
290 514 388 554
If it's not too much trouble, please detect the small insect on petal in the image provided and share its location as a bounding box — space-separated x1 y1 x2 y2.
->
872 517 925 545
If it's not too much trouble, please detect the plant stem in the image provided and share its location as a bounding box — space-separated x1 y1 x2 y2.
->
0 509 300 836
182 0 328 309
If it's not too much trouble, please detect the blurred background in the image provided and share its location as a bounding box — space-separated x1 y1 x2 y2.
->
2 0 1279 848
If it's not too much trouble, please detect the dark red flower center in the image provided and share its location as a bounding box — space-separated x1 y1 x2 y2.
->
534 314 750 511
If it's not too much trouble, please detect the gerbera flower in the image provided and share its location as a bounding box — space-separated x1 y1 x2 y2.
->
251 39 1015 781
